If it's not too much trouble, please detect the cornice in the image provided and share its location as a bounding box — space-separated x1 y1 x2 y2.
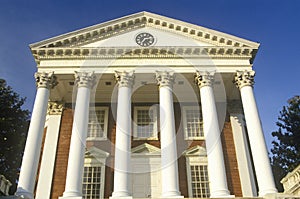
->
29 11 259 50
31 46 256 62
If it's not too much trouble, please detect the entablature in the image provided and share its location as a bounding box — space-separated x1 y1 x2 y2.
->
31 46 256 64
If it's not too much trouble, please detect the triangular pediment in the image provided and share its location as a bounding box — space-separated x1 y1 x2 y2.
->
30 11 259 49
131 143 161 154
183 145 207 156
85 146 109 159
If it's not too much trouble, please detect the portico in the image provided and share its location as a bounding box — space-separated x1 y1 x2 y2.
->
17 11 278 199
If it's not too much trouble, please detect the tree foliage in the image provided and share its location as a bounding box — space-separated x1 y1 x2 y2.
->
0 79 30 194
270 95 300 191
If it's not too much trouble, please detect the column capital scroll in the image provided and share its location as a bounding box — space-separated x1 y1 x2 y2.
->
74 71 97 89
115 71 135 88
195 71 215 88
156 71 175 88
234 70 255 89
35 72 58 89
47 102 64 115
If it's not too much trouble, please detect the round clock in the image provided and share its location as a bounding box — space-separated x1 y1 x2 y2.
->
135 32 155 47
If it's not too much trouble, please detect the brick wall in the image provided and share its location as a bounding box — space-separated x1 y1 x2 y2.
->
46 104 243 198
221 118 242 197
50 109 73 199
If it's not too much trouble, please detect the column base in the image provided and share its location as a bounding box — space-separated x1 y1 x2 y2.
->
259 188 278 197
210 195 235 198
109 197 132 199
161 191 184 198
15 189 33 199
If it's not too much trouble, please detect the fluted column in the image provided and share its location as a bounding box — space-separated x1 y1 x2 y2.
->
16 72 57 199
60 72 96 199
195 71 231 197
156 71 182 198
234 71 277 196
111 71 134 199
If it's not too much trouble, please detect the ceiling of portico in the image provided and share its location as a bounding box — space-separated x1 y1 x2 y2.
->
49 72 240 105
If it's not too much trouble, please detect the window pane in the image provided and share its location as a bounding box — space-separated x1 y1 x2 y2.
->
185 108 204 138
83 166 102 199
190 165 210 198
135 107 157 139
88 108 107 139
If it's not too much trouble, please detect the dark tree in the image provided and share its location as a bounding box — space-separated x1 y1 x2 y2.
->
0 79 30 194
270 95 300 191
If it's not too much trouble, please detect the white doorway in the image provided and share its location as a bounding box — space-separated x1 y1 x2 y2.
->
131 144 161 198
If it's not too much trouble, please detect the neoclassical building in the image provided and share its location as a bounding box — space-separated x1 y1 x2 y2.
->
15 12 278 199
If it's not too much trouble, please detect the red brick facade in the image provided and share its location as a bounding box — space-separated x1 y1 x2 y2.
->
44 104 242 198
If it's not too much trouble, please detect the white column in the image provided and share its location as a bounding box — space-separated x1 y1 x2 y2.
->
36 102 64 199
16 72 57 199
60 72 96 199
195 71 231 198
156 71 182 198
111 71 134 199
234 71 277 196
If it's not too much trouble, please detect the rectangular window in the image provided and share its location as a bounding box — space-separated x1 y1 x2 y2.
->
190 165 210 198
82 166 102 199
133 106 158 140
183 106 204 140
88 107 109 140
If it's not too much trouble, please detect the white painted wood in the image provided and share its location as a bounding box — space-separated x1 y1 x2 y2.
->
16 87 50 199
36 114 62 199
230 114 257 197
240 85 277 196
131 156 161 198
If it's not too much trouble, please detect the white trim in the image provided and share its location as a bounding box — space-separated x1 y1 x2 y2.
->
230 113 257 197
83 147 109 199
184 146 209 198
133 106 158 140
182 106 204 140
36 114 62 199
87 106 109 141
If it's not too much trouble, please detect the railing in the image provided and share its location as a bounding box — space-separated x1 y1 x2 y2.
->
0 175 12 196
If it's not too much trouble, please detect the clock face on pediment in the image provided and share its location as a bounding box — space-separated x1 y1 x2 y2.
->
135 32 156 47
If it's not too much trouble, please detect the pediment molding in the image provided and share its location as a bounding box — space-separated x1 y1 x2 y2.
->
30 11 259 50
85 146 109 159
183 145 207 156
131 143 161 154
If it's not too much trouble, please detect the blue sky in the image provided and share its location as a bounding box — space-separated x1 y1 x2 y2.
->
0 1 299 151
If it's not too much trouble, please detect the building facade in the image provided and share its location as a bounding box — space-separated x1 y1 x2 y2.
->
15 12 278 199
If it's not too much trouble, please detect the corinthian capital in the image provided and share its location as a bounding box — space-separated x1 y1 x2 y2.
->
115 71 135 88
234 70 255 89
195 71 215 88
35 72 57 89
156 71 175 88
47 102 64 115
74 71 97 89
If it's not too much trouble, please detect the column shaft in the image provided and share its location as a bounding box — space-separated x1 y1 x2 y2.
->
61 72 96 199
156 71 182 198
111 71 134 199
16 72 56 199
235 71 277 196
195 71 231 197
